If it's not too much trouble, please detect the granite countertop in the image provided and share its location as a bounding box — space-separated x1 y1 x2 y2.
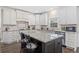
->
20 30 63 43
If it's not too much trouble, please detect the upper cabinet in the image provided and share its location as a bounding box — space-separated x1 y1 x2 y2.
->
66 7 77 24
58 7 77 25
16 10 23 19
16 10 30 19
16 10 36 25
57 7 67 24
35 15 40 25
29 14 35 25
39 13 48 25
10 9 16 25
3 8 16 25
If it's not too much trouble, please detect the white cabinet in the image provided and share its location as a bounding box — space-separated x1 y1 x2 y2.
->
16 10 34 24
35 15 40 25
66 7 77 24
57 7 67 24
16 10 30 19
3 31 20 44
3 8 10 24
29 14 35 25
3 8 16 25
35 15 40 29
66 32 77 48
10 9 16 25
16 10 23 19
58 7 77 25
39 13 48 25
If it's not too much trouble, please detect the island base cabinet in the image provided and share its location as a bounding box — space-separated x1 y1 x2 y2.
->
42 41 55 53
54 38 62 53
42 37 62 53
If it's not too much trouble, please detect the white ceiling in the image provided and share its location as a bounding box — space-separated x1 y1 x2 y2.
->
10 6 59 13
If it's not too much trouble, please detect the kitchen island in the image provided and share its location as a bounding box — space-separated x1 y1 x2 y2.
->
20 30 64 53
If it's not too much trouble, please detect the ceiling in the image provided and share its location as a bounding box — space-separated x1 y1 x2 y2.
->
9 6 59 13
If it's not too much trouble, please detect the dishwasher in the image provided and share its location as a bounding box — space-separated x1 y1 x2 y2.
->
55 31 66 47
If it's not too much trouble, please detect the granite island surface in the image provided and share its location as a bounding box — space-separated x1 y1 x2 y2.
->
20 30 63 43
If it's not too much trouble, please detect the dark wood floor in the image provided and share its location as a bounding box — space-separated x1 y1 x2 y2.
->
0 42 74 53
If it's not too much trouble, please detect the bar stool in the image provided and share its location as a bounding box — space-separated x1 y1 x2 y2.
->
20 32 37 53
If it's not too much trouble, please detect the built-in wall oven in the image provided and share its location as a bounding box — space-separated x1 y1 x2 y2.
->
66 26 76 32
61 24 76 32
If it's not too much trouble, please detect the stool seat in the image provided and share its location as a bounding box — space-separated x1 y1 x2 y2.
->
26 43 37 49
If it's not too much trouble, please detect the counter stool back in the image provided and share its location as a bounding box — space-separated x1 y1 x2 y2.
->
20 32 37 53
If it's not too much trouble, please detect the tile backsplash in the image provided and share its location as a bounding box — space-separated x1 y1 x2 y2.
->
3 25 18 31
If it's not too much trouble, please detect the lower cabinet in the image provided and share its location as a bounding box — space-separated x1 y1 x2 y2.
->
3 31 20 44
66 32 77 48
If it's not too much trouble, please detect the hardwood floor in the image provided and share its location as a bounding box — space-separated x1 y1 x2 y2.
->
63 48 74 53
0 42 21 53
0 42 74 53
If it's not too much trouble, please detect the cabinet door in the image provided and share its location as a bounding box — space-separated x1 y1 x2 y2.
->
3 8 16 25
66 32 77 48
66 7 77 24
35 15 40 25
3 8 11 24
16 10 23 19
40 13 48 25
35 15 40 29
22 12 30 19
57 8 67 24
10 9 16 25
3 32 11 44
29 14 35 25
3 31 20 44
54 38 62 53
58 7 77 24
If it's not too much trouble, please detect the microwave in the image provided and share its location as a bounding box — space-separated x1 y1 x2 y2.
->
66 26 76 32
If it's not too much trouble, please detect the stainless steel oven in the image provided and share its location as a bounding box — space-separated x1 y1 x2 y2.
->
66 26 76 32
